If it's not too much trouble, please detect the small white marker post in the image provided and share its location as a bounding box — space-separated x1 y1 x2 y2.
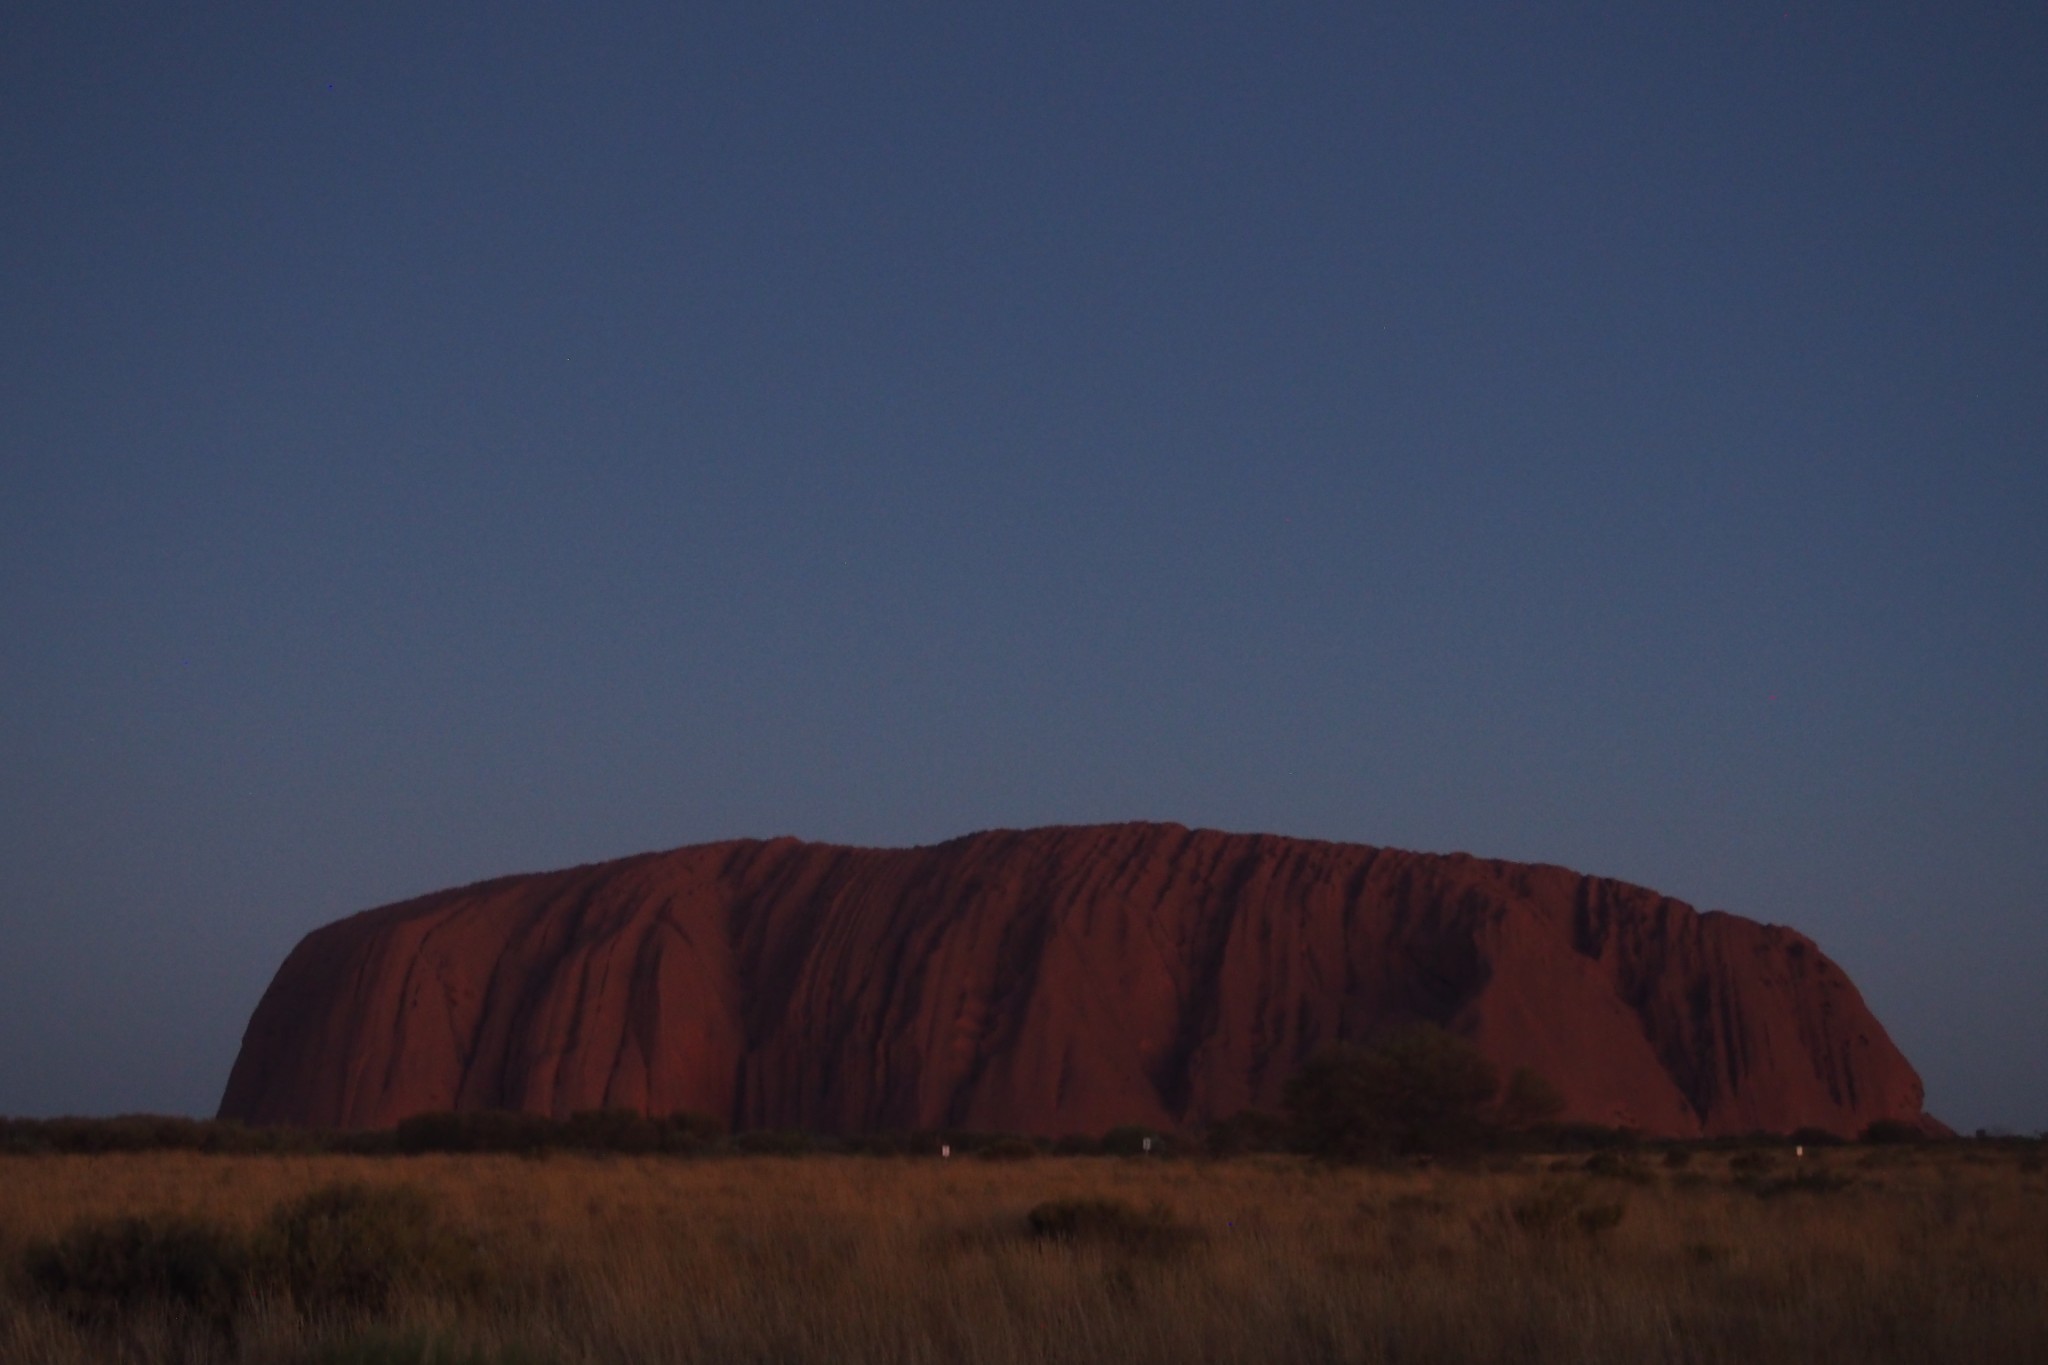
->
1142 1137 1153 1154
941 1143 951 1159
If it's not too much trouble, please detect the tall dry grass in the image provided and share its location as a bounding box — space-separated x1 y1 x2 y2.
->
1 1146 2042 1364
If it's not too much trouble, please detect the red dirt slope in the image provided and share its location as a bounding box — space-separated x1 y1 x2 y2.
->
218 824 1933 1138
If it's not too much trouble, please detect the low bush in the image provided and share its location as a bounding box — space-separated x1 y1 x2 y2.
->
1749 1168 1855 1199
731 1130 825 1157
1861 1120 1925 1146
842 1132 908 1157
1496 1067 1566 1131
388 1108 726 1156
21 1214 250 1327
17 1183 481 1331
560 1110 659 1154
0 1115 334 1156
1203 1109 1295 1157
1583 1150 1653 1183
393 1111 554 1157
1533 1123 1643 1153
1025 1198 1201 1256
656 1111 726 1153
260 1183 480 1316
920 1130 1040 1158
1575 1201 1627 1235
1506 1184 1626 1238
1099 1125 1179 1157
1285 1029 1499 1162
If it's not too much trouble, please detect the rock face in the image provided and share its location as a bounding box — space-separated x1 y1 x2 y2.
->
219 824 1933 1137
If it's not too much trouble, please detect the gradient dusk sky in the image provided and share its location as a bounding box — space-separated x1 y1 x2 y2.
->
3 4 2043 1131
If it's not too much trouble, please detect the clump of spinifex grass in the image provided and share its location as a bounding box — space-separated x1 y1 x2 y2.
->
12 1179 482 1352
1505 1181 1628 1237
260 1183 484 1314
21 1213 250 1330
1025 1197 1203 1255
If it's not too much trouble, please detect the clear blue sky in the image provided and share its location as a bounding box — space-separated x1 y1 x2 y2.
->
3 4 2042 1132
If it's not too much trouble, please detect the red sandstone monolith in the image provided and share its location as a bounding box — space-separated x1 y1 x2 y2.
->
218 824 1934 1137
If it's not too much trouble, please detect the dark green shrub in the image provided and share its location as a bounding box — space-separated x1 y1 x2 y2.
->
1025 1198 1200 1256
731 1130 818 1156
1583 1150 1652 1183
0 1116 350 1155
929 1130 1006 1157
1539 1123 1643 1152
656 1111 725 1153
1100 1126 1178 1157
390 1108 725 1156
1751 1168 1855 1199
561 1110 658 1153
0 1118 49 1153
843 1132 907 1157
1508 1185 1571 1235
1496 1067 1565 1131
1507 1184 1625 1238
1285 1027 1499 1162
258 1183 479 1315
391 1111 477 1154
22 1214 250 1327
1860 1119 1924 1146
975 1137 1040 1161
1203 1109 1295 1157
334 1128 401 1157
1574 1201 1627 1235
1661 1147 1694 1169
394 1111 553 1156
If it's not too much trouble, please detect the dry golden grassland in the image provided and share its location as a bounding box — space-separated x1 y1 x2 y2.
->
1 1145 2043 1364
